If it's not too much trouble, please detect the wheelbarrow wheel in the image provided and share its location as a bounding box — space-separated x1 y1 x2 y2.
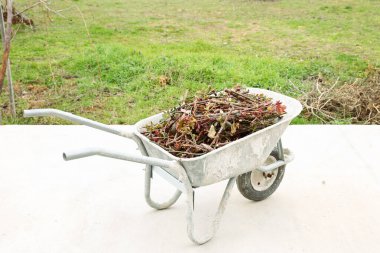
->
237 150 285 201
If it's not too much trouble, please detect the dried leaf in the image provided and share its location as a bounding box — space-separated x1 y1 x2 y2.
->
231 122 239 135
159 75 170 86
207 124 216 139
176 115 196 134
275 101 286 114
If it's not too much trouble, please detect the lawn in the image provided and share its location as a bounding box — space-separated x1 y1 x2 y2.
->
1 0 379 124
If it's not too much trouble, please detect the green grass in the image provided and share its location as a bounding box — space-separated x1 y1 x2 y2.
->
1 0 379 124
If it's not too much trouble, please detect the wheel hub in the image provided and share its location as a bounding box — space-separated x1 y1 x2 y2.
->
251 156 278 191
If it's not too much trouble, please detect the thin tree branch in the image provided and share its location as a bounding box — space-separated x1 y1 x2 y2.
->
0 0 13 94
16 1 42 15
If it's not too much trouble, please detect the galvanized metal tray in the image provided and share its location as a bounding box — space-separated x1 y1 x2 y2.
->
135 88 302 186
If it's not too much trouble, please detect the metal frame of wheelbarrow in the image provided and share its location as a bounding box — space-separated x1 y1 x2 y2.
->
24 108 295 244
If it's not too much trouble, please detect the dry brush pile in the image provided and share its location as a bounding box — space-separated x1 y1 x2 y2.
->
297 67 380 124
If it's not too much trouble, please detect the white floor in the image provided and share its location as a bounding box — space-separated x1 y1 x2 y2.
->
0 125 380 253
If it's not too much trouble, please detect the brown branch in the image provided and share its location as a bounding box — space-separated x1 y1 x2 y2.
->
0 0 13 94
210 108 232 146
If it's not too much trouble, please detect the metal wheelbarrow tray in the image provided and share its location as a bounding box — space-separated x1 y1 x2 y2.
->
24 88 302 244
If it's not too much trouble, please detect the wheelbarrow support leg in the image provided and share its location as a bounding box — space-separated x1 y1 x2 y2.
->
277 139 284 160
165 163 236 244
63 147 236 244
144 164 182 210
185 177 236 244
133 136 182 210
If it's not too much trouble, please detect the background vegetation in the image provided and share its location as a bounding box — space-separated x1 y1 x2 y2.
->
1 0 379 124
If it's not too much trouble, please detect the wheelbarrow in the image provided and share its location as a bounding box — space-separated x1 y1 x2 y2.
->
24 88 302 244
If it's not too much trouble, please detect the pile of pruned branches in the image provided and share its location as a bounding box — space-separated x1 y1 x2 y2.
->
143 87 286 158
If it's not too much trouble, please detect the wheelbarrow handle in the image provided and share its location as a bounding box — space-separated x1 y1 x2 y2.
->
62 146 235 245
63 147 178 170
256 148 295 172
23 109 134 138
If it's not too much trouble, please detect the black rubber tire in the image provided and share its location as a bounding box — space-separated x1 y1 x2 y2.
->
237 150 285 201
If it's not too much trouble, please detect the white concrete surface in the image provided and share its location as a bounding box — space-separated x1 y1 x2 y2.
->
0 125 380 253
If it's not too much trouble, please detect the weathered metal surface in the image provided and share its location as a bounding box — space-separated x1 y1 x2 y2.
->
134 88 302 187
